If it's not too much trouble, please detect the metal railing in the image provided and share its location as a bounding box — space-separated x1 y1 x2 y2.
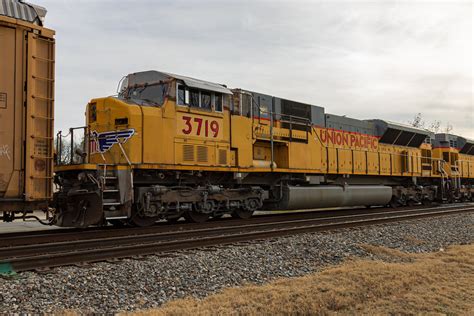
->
251 96 312 143
56 126 89 166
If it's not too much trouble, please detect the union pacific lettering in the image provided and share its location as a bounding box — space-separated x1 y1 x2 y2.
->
319 129 378 150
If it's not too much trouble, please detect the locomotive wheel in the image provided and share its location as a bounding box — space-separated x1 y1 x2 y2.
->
231 209 254 219
421 198 433 206
108 219 127 227
128 204 160 227
184 210 209 223
130 214 159 227
166 216 182 223
389 197 400 208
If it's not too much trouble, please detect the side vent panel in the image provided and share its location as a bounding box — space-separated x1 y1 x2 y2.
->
219 149 227 165
197 146 208 163
183 144 194 162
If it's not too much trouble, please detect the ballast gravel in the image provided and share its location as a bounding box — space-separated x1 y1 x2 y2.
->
0 213 473 313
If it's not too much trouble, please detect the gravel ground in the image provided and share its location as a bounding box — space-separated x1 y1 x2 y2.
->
0 213 473 313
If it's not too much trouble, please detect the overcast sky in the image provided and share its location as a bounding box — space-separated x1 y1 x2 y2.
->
37 0 473 137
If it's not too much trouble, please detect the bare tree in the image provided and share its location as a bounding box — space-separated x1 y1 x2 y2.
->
428 120 441 133
55 133 86 165
408 113 453 134
408 113 425 128
55 137 71 164
445 122 453 134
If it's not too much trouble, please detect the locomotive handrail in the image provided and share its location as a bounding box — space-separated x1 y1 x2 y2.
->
55 126 89 165
250 95 313 169
254 106 312 143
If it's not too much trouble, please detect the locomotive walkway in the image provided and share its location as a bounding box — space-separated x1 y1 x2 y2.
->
0 204 472 274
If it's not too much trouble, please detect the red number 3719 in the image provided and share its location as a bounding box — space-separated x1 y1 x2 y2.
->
182 116 219 138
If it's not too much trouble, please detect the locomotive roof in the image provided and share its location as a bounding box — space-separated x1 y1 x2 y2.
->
368 119 432 147
126 70 233 95
0 0 46 25
369 119 432 136
435 133 474 154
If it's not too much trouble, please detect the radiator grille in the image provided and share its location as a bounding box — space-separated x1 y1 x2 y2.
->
183 145 194 162
218 149 227 165
197 146 208 163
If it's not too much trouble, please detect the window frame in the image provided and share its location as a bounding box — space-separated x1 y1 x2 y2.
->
177 83 187 105
189 88 201 108
128 83 168 106
213 93 223 112
200 91 212 110
176 82 224 113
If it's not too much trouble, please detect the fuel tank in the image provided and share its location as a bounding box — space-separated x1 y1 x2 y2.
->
276 185 392 210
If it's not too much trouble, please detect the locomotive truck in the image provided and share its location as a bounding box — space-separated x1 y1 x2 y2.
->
1 1 473 228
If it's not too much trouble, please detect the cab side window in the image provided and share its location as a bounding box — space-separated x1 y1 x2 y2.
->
177 84 186 105
214 93 222 112
190 89 200 107
176 82 224 112
201 91 211 109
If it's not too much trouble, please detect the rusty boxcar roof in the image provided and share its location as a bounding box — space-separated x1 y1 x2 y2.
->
0 0 46 25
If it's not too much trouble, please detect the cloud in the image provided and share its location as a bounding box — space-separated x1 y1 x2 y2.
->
37 0 473 137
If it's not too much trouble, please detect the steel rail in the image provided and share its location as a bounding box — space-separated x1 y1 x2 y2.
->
0 203 470 248
0 206 472 273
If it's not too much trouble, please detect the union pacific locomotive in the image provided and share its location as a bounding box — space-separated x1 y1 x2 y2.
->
1 1 473 228
52 70 474 227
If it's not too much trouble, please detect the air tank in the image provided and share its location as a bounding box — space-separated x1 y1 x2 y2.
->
276 185 392 210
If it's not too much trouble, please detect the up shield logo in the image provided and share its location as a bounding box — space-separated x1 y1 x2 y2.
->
90 129 135 154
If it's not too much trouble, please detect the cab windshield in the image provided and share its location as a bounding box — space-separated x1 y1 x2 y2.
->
122 82 169 106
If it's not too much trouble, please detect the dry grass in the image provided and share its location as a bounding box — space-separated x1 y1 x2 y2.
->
130 244 474 316
358 243 415 262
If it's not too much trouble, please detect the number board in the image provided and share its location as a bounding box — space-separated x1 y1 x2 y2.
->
177 113 223 140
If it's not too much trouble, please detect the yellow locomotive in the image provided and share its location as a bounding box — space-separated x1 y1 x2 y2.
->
53 70 474 227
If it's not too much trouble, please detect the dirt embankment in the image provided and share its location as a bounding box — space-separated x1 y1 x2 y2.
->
131 243 474 315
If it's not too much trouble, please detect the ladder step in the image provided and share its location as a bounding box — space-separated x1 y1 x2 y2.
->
31 115 54 121
31 135 54 139
32 95 54 101
31 155 54 159
105 216 128 220
104 189 119 193
103 176 117 180
32 75 54 82
103 201 121 206
32 55 55 63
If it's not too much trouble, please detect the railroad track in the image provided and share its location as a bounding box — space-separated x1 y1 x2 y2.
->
0 203 469 246
0 204 472 273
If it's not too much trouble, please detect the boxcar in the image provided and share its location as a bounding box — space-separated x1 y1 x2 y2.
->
0 0 55 220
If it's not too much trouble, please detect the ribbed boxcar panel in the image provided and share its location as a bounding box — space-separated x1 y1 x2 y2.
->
0 15 54 208
0 25 17 197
